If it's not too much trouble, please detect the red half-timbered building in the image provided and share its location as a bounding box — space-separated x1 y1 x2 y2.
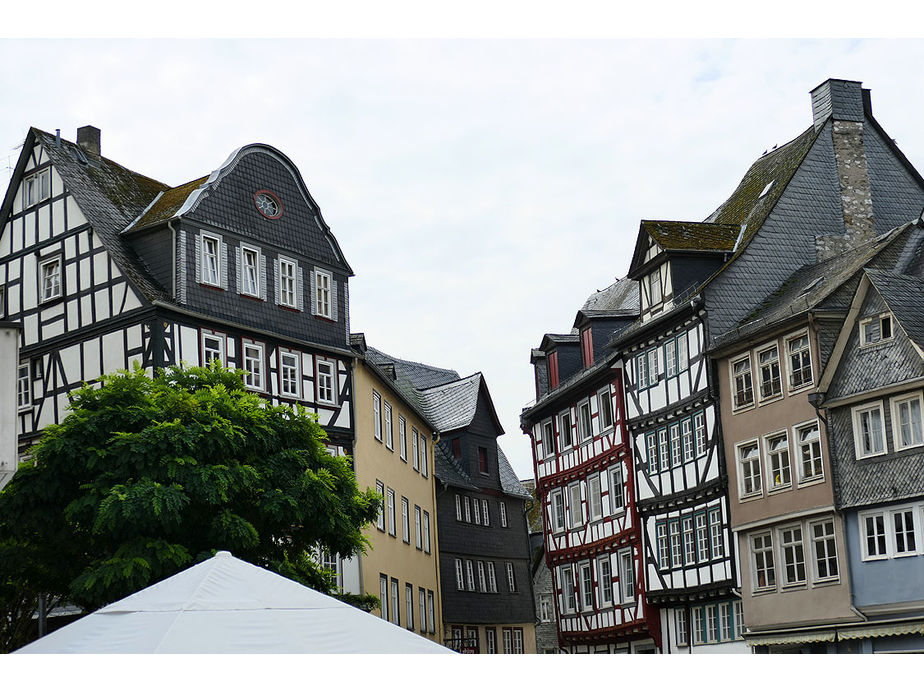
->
522 279 661 653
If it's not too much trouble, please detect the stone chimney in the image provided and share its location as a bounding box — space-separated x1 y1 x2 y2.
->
812 80 877 260
76 125 101 156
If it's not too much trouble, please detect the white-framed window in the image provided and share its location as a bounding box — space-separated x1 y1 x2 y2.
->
420 434 428 478
587 475 602 521
513 628 525 655
694 411 707 457
386 487 396 536
372 390 382 441
795 420 824 483
862 507 923 562
646 432 659 474
665 338 677 377
278 256 300 309
682 516 696 565
676 609 689 646
810 519 839 581
731 355 754 409
405 583 414 631
695 513 709 562
199 232 222 287
618 548 635 603
398 415 407 460
709 508 724 558
412 427 420 471
427 591 435 634
418 588 426 633
238 245 262 298
201 330 225 366
648 266 663 306
375 480 385 531
706 605 719 643
658 428 669 472
499 501 507 527
669 519 682 567
852 402 886 459
656 522 670 569
568 481 583 528
455 558 465 590
401 497 410 544
315 358 336 405
314 268 332 319
506 561 517 592
17 361 31 410
765 431 791 491
414 506 422 549
891 392 924 451
551 490 565 533
423 511 431 553
278 350 301 399
540 594 552 622
861 512 888 560
473 497 481 525
466 560 476 592
609 465 625 513
598 388 614 430
379 575 388 621
751 532 776 590
242 340 265 391
681 418 694 463
636 352 649 390
463 496 471 523
670 422 682 468
482 499 490 526
647 348 660 387
38 255 62 302
454 494 462 521
779 526 806 587
24 168 51 206
692 606 705 645
579 561 593 610
390 578 400 626
477 561 488 592
719 603 734 642
383 401 393 449
487 561 497 593
860 313 893 346
559 410 573 449
542 420 556 458
597 555 613 606
561 567 576 613
677 332 688 371
737 441 762 498
757 343 782 401
892 508 918 556
578 399 593 441
786 332 813 390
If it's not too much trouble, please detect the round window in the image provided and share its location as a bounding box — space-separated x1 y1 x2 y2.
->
254 190 283 219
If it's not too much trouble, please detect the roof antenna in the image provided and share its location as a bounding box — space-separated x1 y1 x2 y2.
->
55 129 61 146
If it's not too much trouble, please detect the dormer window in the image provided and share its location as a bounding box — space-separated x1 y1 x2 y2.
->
24 168 51 207
649 267 662 306
548 352 560 389
860 313 893 346
580 327 593 368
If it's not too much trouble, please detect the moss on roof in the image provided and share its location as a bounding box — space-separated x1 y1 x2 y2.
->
133 175 209 230
641 220 739 251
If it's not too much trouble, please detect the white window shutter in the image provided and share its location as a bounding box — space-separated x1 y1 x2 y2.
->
331 277 338 322
310 268 317 316
260 254 267 300
235 246 242 293
296 265 304 312
194 232 201 284
220 241 228 290
274 258 280 305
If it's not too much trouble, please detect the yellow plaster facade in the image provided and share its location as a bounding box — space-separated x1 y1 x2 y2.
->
352 358 444 645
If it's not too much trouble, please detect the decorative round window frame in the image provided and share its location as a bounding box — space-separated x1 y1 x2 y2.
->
254 190 283 219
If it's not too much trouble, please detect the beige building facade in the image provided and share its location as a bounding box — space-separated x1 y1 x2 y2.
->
352 352 444 645
716 320 861 646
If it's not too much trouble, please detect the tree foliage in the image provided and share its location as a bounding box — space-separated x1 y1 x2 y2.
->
0 363 380 651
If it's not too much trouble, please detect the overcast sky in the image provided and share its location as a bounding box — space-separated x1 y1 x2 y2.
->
3 35 924 480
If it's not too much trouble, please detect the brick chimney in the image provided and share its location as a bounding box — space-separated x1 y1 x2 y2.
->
811 80 877 260
76 125 101 156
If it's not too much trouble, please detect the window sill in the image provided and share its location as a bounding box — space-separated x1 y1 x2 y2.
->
751 586 777 596
767 484 793 495
780 583 808 592
787 382 814 396
757 394 784 407
796 476 826 488
732 402 755 414
738 492 763 503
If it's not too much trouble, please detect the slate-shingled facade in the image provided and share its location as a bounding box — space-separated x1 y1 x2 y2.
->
363 346 536 653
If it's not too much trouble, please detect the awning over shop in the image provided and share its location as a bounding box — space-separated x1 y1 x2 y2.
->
837 621 924 640
746 630 836 647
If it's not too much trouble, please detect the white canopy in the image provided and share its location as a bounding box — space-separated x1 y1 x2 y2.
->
16 551 453 654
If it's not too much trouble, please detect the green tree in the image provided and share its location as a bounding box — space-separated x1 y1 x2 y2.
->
0 363 380 652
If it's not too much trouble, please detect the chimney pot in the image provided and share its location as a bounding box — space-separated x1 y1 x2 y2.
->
76 125 101 156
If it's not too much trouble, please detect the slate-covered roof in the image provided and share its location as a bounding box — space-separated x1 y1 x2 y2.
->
710 222 915 351
365 346 460 390
704 126 820 259
498 445 531 499
642 220 739 252
866 268 924 352
29 128 172 303
416 373 483 433
580 277 639 314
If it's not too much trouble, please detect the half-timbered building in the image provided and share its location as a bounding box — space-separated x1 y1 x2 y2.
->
363 346 536 653
0 126 357 495
523 278 661 653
